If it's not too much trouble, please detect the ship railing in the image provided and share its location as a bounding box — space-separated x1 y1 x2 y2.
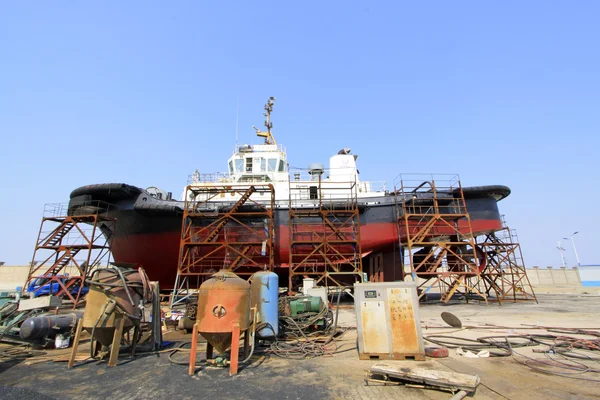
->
393 173 471 217
235 143 286 154
188 173 292 186
393 173 462 194
187 172 232 184
43 201 119 218
289 170 387 194
358 181 387 193
43 203 71 218
289 179 359 208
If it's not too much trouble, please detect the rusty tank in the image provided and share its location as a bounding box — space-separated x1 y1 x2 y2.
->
196 269 250 354
82 266 145 346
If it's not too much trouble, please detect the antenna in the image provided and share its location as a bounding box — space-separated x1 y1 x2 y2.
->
253 96 277 145
235 93 240 151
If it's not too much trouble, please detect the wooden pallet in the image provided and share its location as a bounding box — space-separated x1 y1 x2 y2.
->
366 363 480 393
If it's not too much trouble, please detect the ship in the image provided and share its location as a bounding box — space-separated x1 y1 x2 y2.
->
68 97 510 289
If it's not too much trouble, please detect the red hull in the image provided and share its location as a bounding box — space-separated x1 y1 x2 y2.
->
111 218 502 289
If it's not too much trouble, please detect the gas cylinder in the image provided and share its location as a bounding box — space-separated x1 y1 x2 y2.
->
196 270 250 353
250 271 279 338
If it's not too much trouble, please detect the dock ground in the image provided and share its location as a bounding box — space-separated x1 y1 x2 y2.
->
1 290 599 399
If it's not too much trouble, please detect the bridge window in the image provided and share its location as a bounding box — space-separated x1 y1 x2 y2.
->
235 159 244 173
278 160 286 172
245 158 252 172
268 158 278 172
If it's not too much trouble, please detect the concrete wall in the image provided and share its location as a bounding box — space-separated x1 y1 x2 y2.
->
526 266 582 286
0 265 83 291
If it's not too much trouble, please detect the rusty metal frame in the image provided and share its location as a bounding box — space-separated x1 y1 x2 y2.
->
472 226 537 303
288 177 363 292
177 184 275 281
394 174 487 304
25 202 116 308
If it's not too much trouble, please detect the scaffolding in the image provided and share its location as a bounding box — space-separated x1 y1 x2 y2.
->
395 174 487 304
472 221 537 303
172 184 275 308
25 202 116 308
288 177 363 292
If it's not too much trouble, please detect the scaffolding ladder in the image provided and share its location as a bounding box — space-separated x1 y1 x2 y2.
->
171 184 275 308
473 222 537 303
395 174 487 304
288 176 363 292
25 202 116 309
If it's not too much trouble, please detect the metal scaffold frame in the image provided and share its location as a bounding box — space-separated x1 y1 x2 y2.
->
172 184 275 308
472 222 537 303
288 177 363 292
25 202 116 308
395 174 487 304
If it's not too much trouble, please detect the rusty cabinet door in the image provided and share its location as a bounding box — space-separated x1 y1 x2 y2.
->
387 288 420 353
360 300 389 354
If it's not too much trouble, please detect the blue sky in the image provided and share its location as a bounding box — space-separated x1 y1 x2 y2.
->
1 1 598 267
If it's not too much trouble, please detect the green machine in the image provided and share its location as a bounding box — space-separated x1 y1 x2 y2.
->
288 296 323 317
281 295 330 331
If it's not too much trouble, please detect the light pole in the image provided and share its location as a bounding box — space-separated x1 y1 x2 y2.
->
563 231 580 266
556 240 567 268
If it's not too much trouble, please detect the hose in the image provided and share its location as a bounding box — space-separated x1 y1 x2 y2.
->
168 341 207 366
241 308 258 364
268 289 346 359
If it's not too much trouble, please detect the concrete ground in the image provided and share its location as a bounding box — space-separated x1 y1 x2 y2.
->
1 292 600 399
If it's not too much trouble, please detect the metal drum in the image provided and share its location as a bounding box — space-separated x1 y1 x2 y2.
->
196 270 250 353
250 271 279 338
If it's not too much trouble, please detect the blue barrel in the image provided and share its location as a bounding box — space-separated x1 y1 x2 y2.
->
250 271 279 338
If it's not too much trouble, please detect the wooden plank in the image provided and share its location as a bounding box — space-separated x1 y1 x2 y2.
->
359 352 426 361
368 362 480 392
67 319 83 368
108 317 124 367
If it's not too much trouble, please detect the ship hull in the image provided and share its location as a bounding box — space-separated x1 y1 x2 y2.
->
69 183 509 289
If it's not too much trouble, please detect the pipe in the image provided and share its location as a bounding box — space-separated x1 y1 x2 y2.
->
449 390 468 400
242 307 258 364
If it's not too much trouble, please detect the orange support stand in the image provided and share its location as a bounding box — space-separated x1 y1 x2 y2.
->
188 323 200 376
188 322 246 377
230 322 241 376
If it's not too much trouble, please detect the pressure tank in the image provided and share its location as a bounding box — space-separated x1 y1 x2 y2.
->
250 271 279 338
82 267 144 346
196 270 250 354
20 311 84 342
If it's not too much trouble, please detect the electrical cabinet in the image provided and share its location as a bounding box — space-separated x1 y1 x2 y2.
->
354 282 425 360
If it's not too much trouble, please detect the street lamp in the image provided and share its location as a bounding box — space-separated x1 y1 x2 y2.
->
563 231 580 266
556 240 567 268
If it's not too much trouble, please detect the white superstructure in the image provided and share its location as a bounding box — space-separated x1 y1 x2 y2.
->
181 97 387 203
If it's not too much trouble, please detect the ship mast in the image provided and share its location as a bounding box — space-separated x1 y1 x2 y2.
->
253 96 277 145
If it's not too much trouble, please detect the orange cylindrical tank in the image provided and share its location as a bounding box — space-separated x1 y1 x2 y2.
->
196 270 250 354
